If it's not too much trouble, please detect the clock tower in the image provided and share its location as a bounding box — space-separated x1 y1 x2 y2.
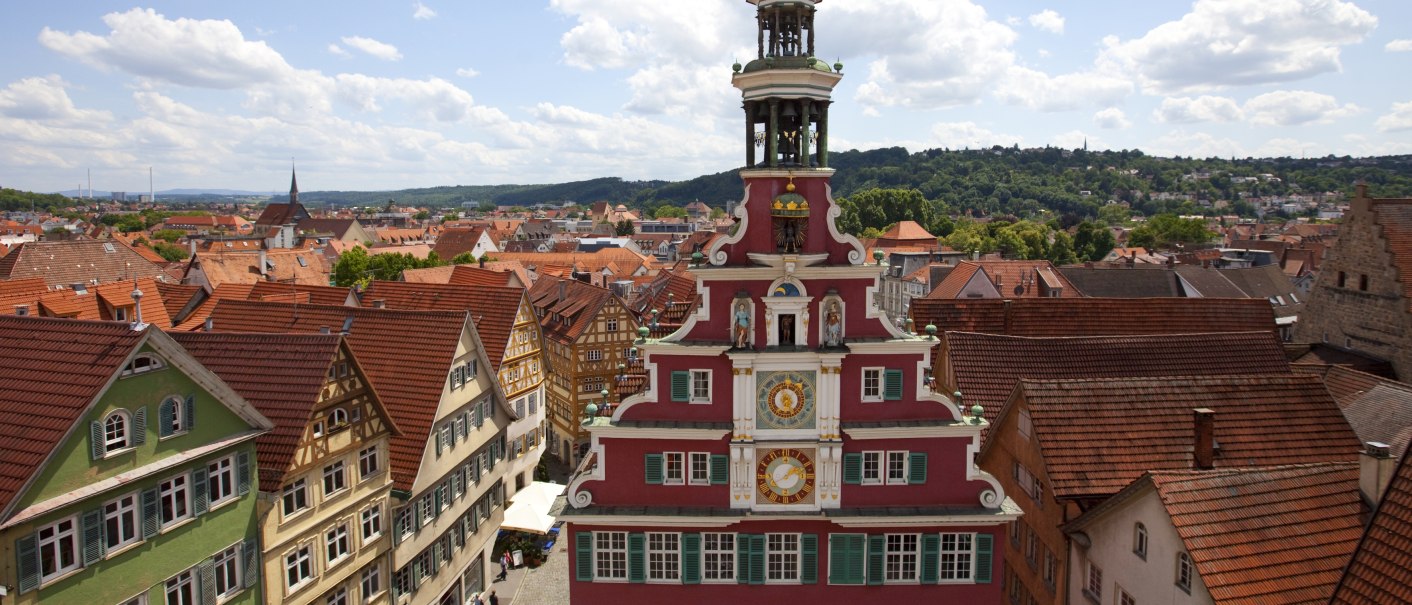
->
564 2 1015 602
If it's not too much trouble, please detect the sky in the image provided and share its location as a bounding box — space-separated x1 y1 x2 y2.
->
1 0 1411 194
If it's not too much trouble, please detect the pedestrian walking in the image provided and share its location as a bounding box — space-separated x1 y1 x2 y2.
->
488 590 499 605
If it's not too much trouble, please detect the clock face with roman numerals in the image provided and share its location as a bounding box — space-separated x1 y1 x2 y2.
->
755 448 816 505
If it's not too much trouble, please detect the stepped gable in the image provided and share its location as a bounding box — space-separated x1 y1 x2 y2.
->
360 280 523 372
941 331 1291 426
204 298 470 490
0 316 146 512
912 297 1277 337
169 331 395 492
0 240 169 288
1014 374 1360 500
1330 452 1412 604
1365 197 1412 312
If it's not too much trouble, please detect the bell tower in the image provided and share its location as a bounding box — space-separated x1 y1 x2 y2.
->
712 0 862 266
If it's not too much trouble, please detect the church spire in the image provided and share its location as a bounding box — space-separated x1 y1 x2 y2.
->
289 162 299 205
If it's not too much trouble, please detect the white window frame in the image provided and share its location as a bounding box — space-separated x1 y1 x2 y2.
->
165 568 197 605
324 586 348 605
326 524 351 568
1176 552 1193 592
765 533 800 584
360 563 383 602
690 370 711 403
688 452 710 486
159 474 191 529
121 353 166 376
861 367 883 402
1085 562 1103 601
285 544 315 592
606 318 619 331
939 532 975 582
104 410 130 454
104 493 140 553
594 531 628 581
885 451 909 485
164 396 186 437
884 533 920 583
587 349 603 362
322 461 347 497
282 479 310 518
358 446 380 480
361 505 382 544
862 451 883 485
208 456 236 508
663 452 685 485
646 532 681 583
37 515 80 583
702 532 736 583
1133 523 1148 559
329 408 349 428
213 543 243 600
1119 588 1137 605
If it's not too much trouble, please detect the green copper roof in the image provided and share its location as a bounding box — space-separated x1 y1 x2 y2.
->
741 55 835 74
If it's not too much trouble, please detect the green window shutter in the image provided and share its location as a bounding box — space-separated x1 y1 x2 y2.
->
191 467 209 515
920 534 940 584
434 428 444 457
473 405 484 428
199 559 216 605
736 534 751 584
843 453 862 484
709 455 729 485
141 487 160 539
433 486 444 518
974 533 994 583
671 371 690 402
159 399 175 437
845 534 867 585
132 407 147 445
644 454 664 484
236 450 251 496
575 532 594 581
89 421 104 460
184 394 196 430
243 538 259 589
908 452 928 485
748 535 766 585
866 535 885 586
628 533 646 583
16 534 38 593
828 534 849 585
800 534 818 584
883 369 904 400
682 533 701 584
81 508 105 566
433 541 444 569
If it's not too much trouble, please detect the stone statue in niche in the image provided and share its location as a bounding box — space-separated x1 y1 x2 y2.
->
734 302 751 349
824 302 842 347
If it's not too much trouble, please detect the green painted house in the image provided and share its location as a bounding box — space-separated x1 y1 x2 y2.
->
0 314 273 605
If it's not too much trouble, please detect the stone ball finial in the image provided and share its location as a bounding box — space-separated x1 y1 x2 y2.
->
583 402 599 420
834 61 844 73
971 403 985 422
732 61 742 73
925 324 938 339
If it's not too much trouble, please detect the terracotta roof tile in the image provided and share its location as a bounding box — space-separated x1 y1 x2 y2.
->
0 240 170 288
1018 374 1361 500
185 249 329 288
432 227 488 260
0 316 146 512
1292 364 1412 457
1330 451 1412 604
1058 267 1183 298
929 262 983 299
1151 464 1363 604
912 297 1278 337
359 281 524 372
154 281 204 323
204 299 469 490
528 276 622 342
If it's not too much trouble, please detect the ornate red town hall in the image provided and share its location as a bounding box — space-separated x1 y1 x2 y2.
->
563 1 1016 602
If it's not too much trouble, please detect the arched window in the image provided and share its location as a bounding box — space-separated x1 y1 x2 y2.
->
159 395 191 437
329 408 349 427
104 411 129 452
121 353 167 377
1176 552 1194 591
1133 523 1148 559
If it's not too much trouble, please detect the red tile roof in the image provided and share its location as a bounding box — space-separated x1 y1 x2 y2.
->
529 276 622 342
204 299 471 490
1330 452 1412 604
926 260 1080 299
1015 374 1361 500
1148 464 1363 604
359 281 525 372
154 281 204 323
0 316 146 513
912 297 1278 337
941 331 1291 425
432 227 488 260
0 240 170 288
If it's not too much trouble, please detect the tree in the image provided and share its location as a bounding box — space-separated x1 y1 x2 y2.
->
150 242 189 262
152 229 185 243
414 210 431 221
332 246 372 287
1046 231 1078 265
710 208 726 219
653 205 687 219
615 219 636 236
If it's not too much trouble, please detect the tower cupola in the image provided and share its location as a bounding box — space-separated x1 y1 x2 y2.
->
735 0 841 170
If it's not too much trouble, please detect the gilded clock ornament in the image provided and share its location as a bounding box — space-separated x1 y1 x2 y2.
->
755 370 816 430
755 448 816 505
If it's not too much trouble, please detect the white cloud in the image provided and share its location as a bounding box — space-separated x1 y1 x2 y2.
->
340 36 403 61
994 66 1131 112
1099 0 1377 94
413 2 437 20
1153 95 1243 123
1387 39 1412 52
327 44 350 58
0 75 113 124
1242 90 1360 126
1145 129 1247 158
1376 102 1412 132
1028 10 1064 34
39 8 292 89
455 67 480 78
930 121 1024 149
1093 108 1130 129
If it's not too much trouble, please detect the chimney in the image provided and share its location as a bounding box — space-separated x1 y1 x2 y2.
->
203 317 213 332
479 256 486 268
1360 442 1396 505
558 279 567 302
1193 408 1216 469
189 239 197 256
372 299 386 309
14 304 28 316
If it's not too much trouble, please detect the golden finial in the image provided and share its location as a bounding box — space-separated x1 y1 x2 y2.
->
786 176 797 193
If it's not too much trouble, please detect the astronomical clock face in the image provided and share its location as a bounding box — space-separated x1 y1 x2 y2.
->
755 448 817 505
755 370 816 430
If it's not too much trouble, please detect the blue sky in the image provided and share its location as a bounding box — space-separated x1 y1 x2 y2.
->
1 0 1410 194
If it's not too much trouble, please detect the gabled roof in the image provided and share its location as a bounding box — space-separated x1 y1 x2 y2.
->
297 218 366 240
942 331 1291 426
1016 374 1360 500
203 299 472 490
1330 451 1412 604
1076 464 1363 604
1173 265 1248 297
36 277 175 326
631 266 697 332
184 249 330 289
171 332 397 492
1058 267 1182 298
928 262 987 299
359 281 525 372
0 316 146 513
254 202 310 226
912 297 1278 337
1293 364 1412 457
0 240 170 288
528 276 620 342
432 227 488 260
926 260 1079 299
